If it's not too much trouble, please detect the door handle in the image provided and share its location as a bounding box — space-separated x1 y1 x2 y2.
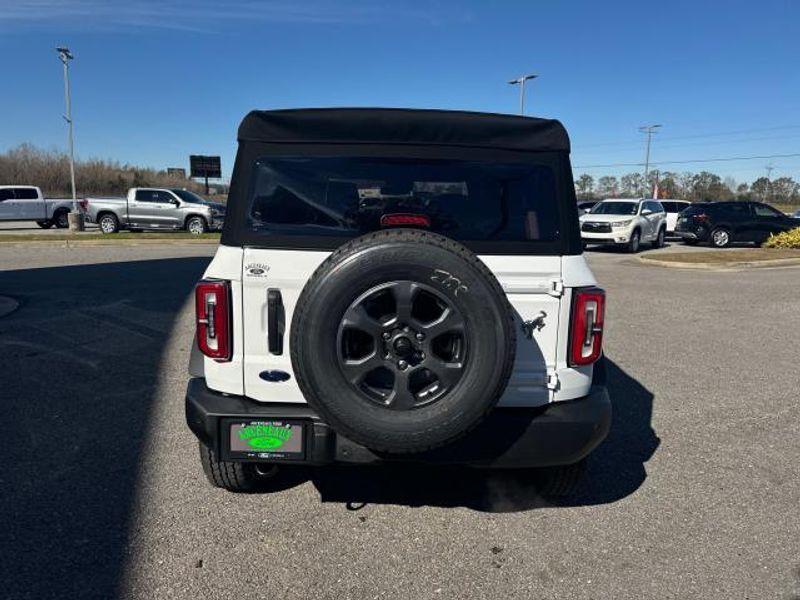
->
267 289 284 355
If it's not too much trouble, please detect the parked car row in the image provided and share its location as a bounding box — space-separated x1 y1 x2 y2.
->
579 198 798 251
0 185 226 234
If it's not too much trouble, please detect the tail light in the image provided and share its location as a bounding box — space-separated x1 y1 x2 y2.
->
78 199 88 212
195 280 231 361
380 213 431 228
569 287 605 367
691 213 709 223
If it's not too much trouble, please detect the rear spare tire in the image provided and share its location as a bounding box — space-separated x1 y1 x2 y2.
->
291 229 516 454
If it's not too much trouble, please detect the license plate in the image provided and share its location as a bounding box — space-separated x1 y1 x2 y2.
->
225 419 305 461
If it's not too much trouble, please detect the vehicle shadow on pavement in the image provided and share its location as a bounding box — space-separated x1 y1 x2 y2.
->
0 257 209 599
309 358 659 512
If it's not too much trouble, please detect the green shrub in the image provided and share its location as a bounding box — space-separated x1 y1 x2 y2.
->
764 227 800 249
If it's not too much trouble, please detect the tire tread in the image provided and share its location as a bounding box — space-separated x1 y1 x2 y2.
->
291 228 517 454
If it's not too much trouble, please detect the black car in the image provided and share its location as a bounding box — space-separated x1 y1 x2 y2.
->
675 201 796 247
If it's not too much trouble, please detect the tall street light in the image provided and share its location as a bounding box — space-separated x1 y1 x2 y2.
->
56 46 77 212
508 74 538 115
639 124 661 197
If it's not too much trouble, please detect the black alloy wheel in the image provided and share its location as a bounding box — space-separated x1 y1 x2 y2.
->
337 280 467 411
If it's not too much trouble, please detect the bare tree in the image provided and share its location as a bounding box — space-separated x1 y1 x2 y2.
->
575 174 595 199
596 176 619 198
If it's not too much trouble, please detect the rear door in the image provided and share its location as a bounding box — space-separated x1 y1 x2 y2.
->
240 155 565 407
241 251 562 408
723 202 755 241
15 187 45 220
641 201 658 239
0 188 15 220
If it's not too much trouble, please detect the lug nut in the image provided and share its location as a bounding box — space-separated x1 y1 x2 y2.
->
398 360 408 370
382 332 391 340
415 332 425 341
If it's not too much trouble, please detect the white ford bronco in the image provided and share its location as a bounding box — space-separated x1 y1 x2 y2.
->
186 108 611 497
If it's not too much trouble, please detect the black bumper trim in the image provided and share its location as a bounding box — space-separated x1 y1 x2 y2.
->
186 377 611 468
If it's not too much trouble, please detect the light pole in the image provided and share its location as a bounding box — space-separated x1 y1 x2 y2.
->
639 124 661 197
764 163 774 202
56 46 78 215
508 74 538 115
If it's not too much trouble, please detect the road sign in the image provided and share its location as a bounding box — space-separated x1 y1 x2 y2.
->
190 155 221 179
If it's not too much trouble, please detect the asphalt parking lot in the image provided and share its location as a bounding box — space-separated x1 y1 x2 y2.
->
1 241 798 599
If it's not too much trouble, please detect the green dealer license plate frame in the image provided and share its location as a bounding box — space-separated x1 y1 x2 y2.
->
222 418 307 462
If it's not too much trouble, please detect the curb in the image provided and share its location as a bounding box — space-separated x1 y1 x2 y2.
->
637 255 800 270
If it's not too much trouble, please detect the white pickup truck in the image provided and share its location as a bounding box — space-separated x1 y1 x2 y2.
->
0 185 80 229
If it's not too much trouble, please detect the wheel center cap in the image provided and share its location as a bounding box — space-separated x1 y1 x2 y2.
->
393 336 414 357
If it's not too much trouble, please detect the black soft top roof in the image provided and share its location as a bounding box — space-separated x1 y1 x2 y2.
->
237 108 570 153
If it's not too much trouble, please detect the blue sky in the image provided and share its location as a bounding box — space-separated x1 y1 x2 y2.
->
1 0 799 184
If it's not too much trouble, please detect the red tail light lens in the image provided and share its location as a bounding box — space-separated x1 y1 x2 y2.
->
569 287 605 367
195 280 231 361
691 213 709 223
380 213 431 228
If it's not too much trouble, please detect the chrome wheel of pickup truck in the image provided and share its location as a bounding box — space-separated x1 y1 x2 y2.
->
187 216 207 235
99 213 119 234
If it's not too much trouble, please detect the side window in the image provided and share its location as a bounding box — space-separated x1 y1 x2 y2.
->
650 201 665 213
135 190 156 202
0 189 14 201
722 203 750 218
135 190 173 203
152 191 175 204
752 203 783 218
14 188 39 200
661 201 675 213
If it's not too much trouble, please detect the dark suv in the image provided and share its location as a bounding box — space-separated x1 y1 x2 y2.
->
675 201 796 247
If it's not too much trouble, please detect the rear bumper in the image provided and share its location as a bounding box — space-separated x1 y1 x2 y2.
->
675 226 708 241
185 375 612 469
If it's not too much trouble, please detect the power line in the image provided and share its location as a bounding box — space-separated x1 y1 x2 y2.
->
574 152 800 169
577 132 800 157
575 124 800 149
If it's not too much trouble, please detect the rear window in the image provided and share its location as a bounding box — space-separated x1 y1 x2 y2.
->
246 157 560 242
14 187 39 200
682 203 713 215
